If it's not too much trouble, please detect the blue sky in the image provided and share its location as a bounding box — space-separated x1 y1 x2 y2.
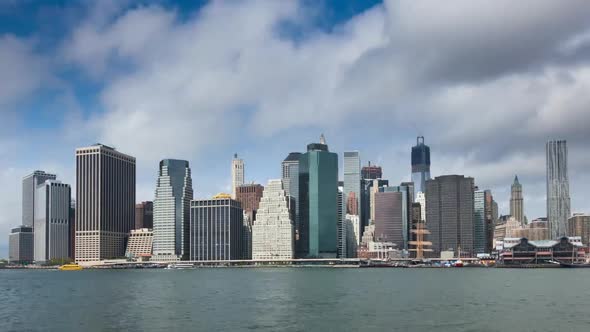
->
2 0 590 258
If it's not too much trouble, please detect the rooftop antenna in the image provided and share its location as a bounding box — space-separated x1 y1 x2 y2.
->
319 133 326 145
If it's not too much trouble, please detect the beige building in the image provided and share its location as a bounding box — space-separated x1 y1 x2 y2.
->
568 214 590 246
126 228 153 259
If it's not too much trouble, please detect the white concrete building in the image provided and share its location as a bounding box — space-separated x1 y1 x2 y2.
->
34 180 71 263
231 154 244 199
252 179 294 260
126 228 153 259
416 191 426 222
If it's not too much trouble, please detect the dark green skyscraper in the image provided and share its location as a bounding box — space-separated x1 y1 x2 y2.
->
298 134 338 258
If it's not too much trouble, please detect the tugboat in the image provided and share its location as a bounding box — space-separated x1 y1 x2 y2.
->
452 260 464 267
58 263 83 271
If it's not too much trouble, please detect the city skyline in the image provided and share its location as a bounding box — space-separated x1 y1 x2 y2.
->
2 1 590 258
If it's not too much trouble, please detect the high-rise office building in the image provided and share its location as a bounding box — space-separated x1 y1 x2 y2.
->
361 162 382 180
374 191 404 247
567 214 590 246
135 201 153 229
190 197 244 261
337 186 346 258
298 134 338 258
231 153 244 199
153 159 193 261
8 226 34 264
411 136 431 199
235 184 264 221
281 152 302 247
343 151 361 221
34 180 71 263
484 190 495 253
69 201 75 260
546 140 571 238
252 179 294 260
510 176 524 225
426 175 475 257
473 190 487 254
75 144 136 262
22 170 56 227
386 184 412 249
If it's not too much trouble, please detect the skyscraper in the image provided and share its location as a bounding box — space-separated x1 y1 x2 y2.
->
510 176 524 225
337 186 346 258
22 170 56 227
416 192 426 222
361 162 382 180
546 140 571 238
484 190 495 253
374 191 404 247
343 151 361 222
298 134 338 258
34 180 71 263
153 159 193 261
231 153 244 199
190 197 244 261
426 175 475 257
282 152 302 247
135 201 153 229
473 190 487 254
252 179 295 260
411 136 431 199
75 144 135 262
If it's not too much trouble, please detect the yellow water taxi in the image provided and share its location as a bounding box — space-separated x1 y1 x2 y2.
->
58 263 83 271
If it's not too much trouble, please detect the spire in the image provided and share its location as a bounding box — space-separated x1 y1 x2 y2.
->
514 175 519 184
319 133 326 145
234 153 238 159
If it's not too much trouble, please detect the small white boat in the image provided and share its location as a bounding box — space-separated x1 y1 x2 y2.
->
166 263 194 269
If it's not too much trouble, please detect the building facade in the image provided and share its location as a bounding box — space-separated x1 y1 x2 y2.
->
337 186 346 258
510 176 525 225
374 191 404 248
235 184 264 221
153 159 193 261
546 140 571 238
190 197 244 261
231 154 244 199
426 175 475 257
125 228 153 259
416 191 426 222
345 214 360 258
75 144 136 262
252 179 294 260
281 152 302 250
8 226 34 264
34 180 71 263
411 136 431 199
135 201 153 230
298 134 338 258
567 214 590 246
22 170 56 227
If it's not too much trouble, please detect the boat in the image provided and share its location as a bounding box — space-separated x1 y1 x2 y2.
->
166 263 194 269
559 262 590 268
452 260 464 267
58 263 83 271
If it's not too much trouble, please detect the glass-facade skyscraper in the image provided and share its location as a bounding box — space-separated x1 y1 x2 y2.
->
22 170 56 227
546 140 570 238
411 136 431 199
343 151 361 239
298 135 338 258
474 190 487 254
153 159 193 261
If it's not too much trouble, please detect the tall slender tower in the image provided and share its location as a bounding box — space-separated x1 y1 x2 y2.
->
34 180 71 263
411 136 431 199
75 144 136 262
546 140 571 238
510 176 524 225
231 153 244 199
343 151 361 224
153 159 193 261
298 134 338 258
281 152 301 242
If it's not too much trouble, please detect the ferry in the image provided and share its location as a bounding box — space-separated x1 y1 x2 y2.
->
58 263 83 271
166 263 194 270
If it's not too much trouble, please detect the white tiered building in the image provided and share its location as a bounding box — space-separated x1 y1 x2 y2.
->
252 179 294 260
